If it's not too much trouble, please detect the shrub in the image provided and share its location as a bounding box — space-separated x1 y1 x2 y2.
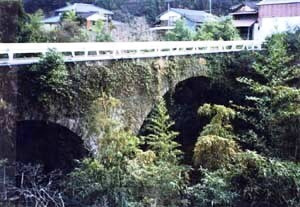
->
194 135 240 170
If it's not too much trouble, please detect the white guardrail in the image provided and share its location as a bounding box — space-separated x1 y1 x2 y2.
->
0 41 263 66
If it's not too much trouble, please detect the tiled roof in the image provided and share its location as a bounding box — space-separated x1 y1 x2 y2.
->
258 0 300 5
55 3 113 15
231 1 259 11
170 8 218 23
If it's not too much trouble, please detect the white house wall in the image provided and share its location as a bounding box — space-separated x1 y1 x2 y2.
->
254 16 300 40
160 11 182 21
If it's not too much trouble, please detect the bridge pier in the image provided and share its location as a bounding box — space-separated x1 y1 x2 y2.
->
0 67 18 162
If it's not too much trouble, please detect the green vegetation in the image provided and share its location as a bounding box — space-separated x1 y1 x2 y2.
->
237 33 300 161
9 30 299 207
0 0 111 43
188 31 300 207
93 20 113 42
164 18 240 41
1 0 300 205
22 0 245 24
0 0 27 42
164 20 194 41
0 0 241 43
194 104 240 170
143 98 182 162
189 151 300 207
26 50 72 112
66 97 186 207
194 17 240 41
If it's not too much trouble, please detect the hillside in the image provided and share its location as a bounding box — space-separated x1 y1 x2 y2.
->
23 0 246 22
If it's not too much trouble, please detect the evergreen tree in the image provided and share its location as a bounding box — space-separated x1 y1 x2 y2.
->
127 98 187 206
238 33 300 160
144 98 182 163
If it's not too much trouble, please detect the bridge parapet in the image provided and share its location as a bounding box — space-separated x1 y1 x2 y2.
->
0 41 263 66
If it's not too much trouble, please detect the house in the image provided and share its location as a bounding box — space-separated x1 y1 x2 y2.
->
151 8 218 33
230 1 259 40
42 3 113 30
254 0 300 40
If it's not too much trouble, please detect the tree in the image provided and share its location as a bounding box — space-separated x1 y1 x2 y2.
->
194 135 240 170
193 104 240 170
0 0 27 42
198 104 236 138
28 50 72 113
23 0 68 13
143 98 182 163
49 20 88 42
164 20 194 41
237 33 300 160
286 29 300 58
67 96 188 207
67 95 140 206
194 17 240 41
95 0 123 10
128 16 158 41
189 151 300 207
230 151 300 207
61 10 78 22
187 168 237 207
20 9 48 42
127 98 187 206
92 20 112 42
126 154 187 207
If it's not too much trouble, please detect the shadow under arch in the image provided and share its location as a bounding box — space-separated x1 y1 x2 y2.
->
140 76 239 164
16 120 88 172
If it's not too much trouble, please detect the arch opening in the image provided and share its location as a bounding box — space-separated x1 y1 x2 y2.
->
140 76 242 164
16 120 88 172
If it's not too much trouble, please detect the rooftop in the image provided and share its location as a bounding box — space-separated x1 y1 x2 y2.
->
55 3 113 15
231 1 259 11
257 0 300 5
169 8 218 23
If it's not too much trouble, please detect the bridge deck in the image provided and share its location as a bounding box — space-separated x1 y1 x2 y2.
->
0 41 263 66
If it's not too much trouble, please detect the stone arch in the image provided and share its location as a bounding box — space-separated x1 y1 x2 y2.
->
12 57 210 140
117 57 209 133
16 120 88 172
19 111 84 137
139 75 238 164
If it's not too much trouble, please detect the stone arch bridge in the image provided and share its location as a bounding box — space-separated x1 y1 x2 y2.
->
0 41 262 161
